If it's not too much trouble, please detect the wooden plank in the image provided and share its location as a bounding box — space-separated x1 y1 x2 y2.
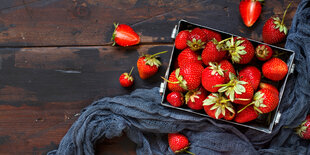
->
0 45 171 154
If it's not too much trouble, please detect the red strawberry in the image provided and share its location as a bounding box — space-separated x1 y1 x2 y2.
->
219 60 236 83
296 115 310 140
224 108 236 121
185 87 208 110
259 82 279 96
255 44 273 61
202 29 222 42
175 30 190 50
239 66 261 90
203 93 235 119
164 69 186 93
262 58 288 81
239 0 262 27
235 105 259 123
218 74 254 105
178 48 202 68
201 40 227 65
167 92 184 107
226 37 255 64
168 133 194 154
111 23 140 47
137 51 168 79
201 62 226 93
187 28 207 51
178 63 204 90
248 88 279 114
119 67 134 87
262 3 292 44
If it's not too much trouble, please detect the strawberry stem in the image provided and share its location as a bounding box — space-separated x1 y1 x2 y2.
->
150 51 168 58
185 150 196 155
218 37 233 45
237 102 254 113
111 23 119 46
161 76 179 84
128 66 134 76
281 2 292 25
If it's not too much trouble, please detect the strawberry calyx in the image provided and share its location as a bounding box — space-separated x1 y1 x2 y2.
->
111 23 119 46
185 89 201 104
296 118 310 138
187 38 205 51
224 37 247 63
237 91 267 114
175 68 188 90
124 66 134 82
209 62 225 77
143 51 168 67
256 45 270 59
217 73 247 102
273 2 292 35
203 93 235 119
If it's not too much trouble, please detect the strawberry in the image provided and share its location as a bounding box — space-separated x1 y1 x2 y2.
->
201 62 226 92
226 37 255 64
218 73 254 105
239 0 262 27
262 58 288 81
224 108 236 121
235 105 259 123
185 87 208 110
203 93 235 119
239 66 261 90
296 115 310 140
262 3 292 44
168 133 194 154
178 63 204 90
219 60 236 83
202 29 222 42
175 30 190 50
242 88 279 114
201 40 227 65
259 82 279 96
177 48 202 68
119 67 134 87
187 28 207 51
137 51 167 79
167 92 184 107
111 23 140 47
164 69 186 93
255 44 273 61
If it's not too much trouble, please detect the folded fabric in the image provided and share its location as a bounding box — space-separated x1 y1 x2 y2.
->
48 0 310 154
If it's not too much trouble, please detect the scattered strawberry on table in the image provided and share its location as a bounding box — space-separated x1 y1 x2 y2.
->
239 0 263 27
137 51 168 79
119 67 134 87
168 133 195 155
296 114 310 140
111 23 140 46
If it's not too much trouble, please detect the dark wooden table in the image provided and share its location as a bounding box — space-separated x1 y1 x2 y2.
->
0 0 300 154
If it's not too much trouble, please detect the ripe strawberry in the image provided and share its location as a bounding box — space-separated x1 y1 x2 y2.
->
239 66 261 90
119 67 134 87
185 87 208 110
218 73 254 105
259 82 279 96
165 69 186 93
167 92 184 107
248 88 279 114
111 23 140 47
262 58 288 81
178 48 202 68
203 93 235 119
219 60 236 83
175 30 190 50
168 133 194 154
226 37 255 64
201 62 226 92
262 3 292 44
224 108 236 121
178 63 204 90
239 0 262 27
235 105 259 123
137 51 167 79
187 28 207 51
255 44 273 61
202 29 222 42
201 40 227 65
296 115 310 140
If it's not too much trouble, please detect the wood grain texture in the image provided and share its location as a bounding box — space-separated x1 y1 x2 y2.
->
0 0 301 154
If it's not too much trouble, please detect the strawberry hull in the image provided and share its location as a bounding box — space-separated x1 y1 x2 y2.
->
160 20 295 134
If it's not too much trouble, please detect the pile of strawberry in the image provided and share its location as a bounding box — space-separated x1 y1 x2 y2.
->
165 27 289 123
